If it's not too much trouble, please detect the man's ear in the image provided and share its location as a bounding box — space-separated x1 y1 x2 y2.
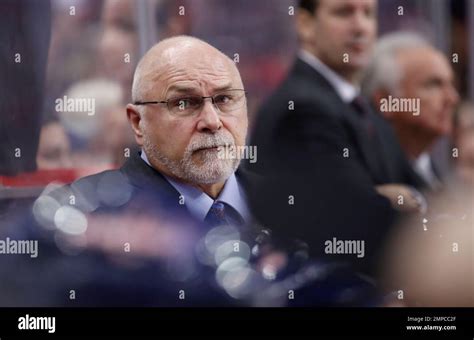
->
373 89 394 120
126 104 144 146
296 9 315 45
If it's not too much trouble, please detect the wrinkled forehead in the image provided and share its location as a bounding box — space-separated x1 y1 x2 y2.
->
143 46 242 96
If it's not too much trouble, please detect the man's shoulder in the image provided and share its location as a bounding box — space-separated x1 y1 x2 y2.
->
72 168 122 189
46 168 133 212
272 64 334 102
49 154 180 212
257 60 345 123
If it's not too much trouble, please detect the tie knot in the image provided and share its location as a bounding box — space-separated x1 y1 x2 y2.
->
209 201 225 219
351 95 370 117
204 201 229 228
204 201 245 228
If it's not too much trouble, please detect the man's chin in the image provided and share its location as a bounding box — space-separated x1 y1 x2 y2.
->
351 54 371 68
189 171 231 185
186 162 237 185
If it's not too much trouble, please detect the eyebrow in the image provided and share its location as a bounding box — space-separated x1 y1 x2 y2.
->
166 83 235 96
212 84 234 92
166 86 198 94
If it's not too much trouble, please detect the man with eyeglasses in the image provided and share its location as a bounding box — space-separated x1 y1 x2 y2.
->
57 36 252 228
125 36 250 226
21 36 259 306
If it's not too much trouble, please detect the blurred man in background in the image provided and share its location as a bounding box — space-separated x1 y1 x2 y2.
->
363 32 460 191
248 0 423 274
98 0 139 96
57 78 134 169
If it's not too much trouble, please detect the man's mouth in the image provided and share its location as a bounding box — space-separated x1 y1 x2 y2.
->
347 41 368 52
193 145 223 152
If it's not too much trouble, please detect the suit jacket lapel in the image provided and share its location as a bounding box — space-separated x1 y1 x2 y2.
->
342 106 388 182
294 58 386 183
120 152 183 205
293 58 337 93
120 153 262 227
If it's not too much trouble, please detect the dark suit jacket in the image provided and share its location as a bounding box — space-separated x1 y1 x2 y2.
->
247 58 423 274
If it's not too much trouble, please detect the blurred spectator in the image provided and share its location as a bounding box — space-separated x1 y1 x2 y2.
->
453 101 474 185
57 78 134 168
155 0 192 39
98 0 139 97
36 115 72 170
363 32 460 190
45 0 102 115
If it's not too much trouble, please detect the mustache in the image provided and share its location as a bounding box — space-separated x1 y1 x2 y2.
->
347 36 370 45
187 132 235 153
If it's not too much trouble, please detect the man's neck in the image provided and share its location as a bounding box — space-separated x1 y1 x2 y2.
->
392 124 435 160
340 69 361 85
298 49 360 104
328 61 360 85
301 47 360 85
196 182 225 199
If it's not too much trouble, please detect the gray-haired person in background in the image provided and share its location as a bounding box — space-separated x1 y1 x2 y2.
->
363 32 459 191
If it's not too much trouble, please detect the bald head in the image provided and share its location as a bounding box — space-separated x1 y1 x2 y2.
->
131 36 241 103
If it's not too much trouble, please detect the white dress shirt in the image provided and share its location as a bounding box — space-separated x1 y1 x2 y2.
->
413 152 441 190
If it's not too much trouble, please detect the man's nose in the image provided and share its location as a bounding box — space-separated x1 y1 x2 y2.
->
352 9 372 35
445 83 460 108
196 99 222 133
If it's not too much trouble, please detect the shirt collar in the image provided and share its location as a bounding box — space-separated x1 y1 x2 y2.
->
413 152 432 175
298 49 359 103
140 150 250 222
413 152 440 189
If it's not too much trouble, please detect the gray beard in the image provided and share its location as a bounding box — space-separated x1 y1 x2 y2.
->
142 132 241 185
